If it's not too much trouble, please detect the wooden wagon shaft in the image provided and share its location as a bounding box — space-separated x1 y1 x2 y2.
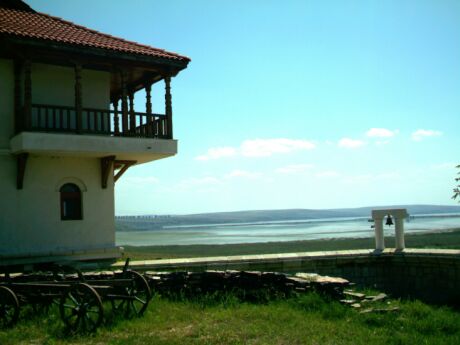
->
1 282 111 290
1 278 134 287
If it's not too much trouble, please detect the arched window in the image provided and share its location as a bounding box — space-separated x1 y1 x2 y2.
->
60 183 82 220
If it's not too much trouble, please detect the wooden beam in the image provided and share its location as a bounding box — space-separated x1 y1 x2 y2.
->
16 153 29 190
128 91 135 135
14 60 22 133
114 159 138 165
100 155 115 189
2 40 187 101
145 83 152 115
164 76 173 139
145 83 153 137
120 71 128 135
114 160 137 183
113 98 120 136
74 64 83 133
3 37 190 70
23 60 31 130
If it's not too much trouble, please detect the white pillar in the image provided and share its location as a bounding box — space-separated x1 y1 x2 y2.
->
372 208 408 250
374 217 385 250
394 217 405 250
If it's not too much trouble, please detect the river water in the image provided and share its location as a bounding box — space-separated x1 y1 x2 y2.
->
116 214 460 246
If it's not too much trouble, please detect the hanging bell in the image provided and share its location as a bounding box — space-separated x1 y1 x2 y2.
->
385 214 394 226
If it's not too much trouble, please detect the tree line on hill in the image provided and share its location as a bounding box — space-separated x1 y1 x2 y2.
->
115 204 460 232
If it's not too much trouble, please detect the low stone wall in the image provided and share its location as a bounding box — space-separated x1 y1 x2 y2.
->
144 271 349 301
298 250 460 304
114 248 460 305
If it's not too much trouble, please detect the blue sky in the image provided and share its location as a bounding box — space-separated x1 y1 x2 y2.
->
29 0 460 215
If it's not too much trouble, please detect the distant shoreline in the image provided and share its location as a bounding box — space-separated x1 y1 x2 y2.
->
158 213 460 230
121 227 460 261
116 205 460 232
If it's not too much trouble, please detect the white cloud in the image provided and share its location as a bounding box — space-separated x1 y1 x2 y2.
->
195 147 237 161
196 138 316 161
224 169 261 179
338 138 366 149
276 164 314 174
411 129 442 141
240 138 316 157
366 128 398 138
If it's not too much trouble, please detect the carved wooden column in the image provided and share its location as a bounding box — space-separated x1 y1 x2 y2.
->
164 76 173 139
14 60 23 133
120 71 128 135
113 98 120 135
145 83 153 137
128 91 135 135
74 64 83 133
23 60 32 130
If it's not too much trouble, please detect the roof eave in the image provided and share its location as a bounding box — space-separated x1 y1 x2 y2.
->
1 35 190 74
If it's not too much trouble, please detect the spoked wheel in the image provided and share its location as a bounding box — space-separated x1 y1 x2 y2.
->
0 286 20 328
111 271 151 318
60 283 103 333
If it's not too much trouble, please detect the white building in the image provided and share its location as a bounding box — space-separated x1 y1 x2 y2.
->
0 0 190 267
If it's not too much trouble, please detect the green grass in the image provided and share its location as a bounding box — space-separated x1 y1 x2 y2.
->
121 228 460 261
1 291 459 344
4 231 458 343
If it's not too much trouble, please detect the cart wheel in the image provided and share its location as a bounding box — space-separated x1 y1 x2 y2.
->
60 283 103 333
112 271 151 318
0 286 20 328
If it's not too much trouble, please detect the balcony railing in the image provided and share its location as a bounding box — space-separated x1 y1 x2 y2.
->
24 104 170 139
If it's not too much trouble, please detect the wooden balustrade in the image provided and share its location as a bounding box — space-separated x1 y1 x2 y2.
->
27 104 169 139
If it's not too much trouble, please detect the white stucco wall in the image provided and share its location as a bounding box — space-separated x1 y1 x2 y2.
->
81 69 111 109
0 59 14 149
0 155 115 256
0 60 116 259
31 63 110 109
31 63 111 131
0 59 111 146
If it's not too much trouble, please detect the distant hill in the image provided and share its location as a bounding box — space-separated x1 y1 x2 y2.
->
115 205 460 232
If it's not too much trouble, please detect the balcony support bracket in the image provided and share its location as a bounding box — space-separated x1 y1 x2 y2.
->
114 160 137 183
16 152 29 190
100 155 115 189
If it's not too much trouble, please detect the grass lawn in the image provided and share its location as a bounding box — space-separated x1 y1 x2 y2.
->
121 228 460 261
1 291 459 344
3 231 459 343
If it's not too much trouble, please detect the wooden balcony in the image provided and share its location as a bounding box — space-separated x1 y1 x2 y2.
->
24 104 171 139
13 61 175 141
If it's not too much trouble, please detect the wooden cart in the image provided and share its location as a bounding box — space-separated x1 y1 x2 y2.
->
0 260 151 333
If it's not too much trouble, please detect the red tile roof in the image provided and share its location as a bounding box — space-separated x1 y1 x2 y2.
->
0 7 190 63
